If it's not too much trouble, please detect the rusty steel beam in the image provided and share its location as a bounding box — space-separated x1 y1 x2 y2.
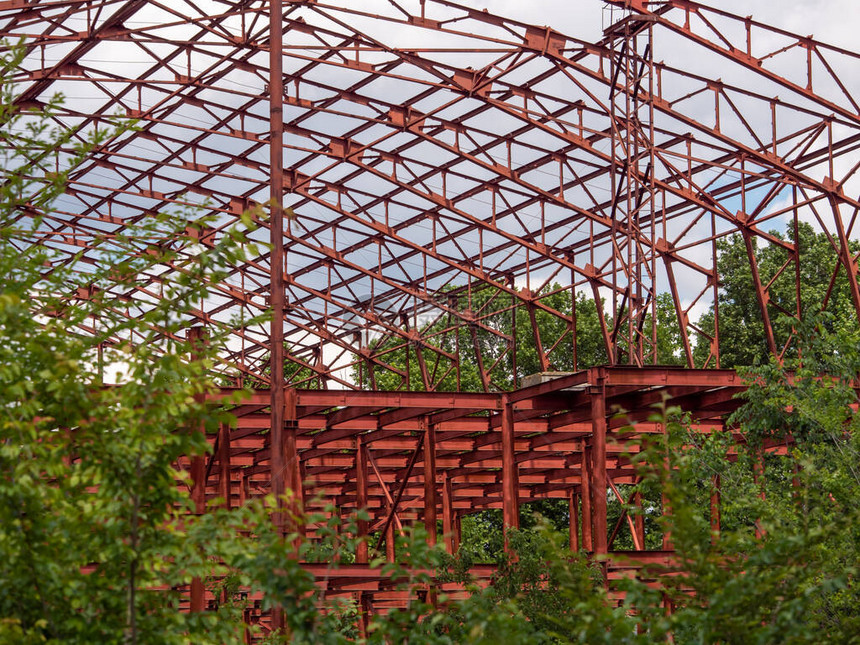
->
4 0 858 621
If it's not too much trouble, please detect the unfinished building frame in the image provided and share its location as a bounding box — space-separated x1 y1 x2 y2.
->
2 0 858 619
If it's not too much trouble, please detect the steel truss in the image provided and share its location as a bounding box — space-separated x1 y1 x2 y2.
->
198 366 752 620
2 0 858 626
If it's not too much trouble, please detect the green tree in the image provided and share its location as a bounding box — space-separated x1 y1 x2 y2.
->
694 223 859 368
358 286 687 393
631 316 860 643
5 38 860 645
0 43 360 644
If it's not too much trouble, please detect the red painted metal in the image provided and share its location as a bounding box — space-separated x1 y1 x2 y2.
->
501 393 519 548
3 0 857 627
422 417 438 547
568 490 580 552
4 0 855 388
355 438 369 564
590 374 608 555
188 326 207 613
184 365 761 621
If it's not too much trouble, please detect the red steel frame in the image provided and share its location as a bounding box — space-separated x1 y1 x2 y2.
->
2 0 858 624
204 366 745 617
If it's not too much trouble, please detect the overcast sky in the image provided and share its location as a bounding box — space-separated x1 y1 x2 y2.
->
494 0 858 50
9 0 857 383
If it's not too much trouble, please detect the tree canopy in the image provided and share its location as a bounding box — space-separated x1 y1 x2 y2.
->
354 288 690 392
694 222 860 368
2 41 860 644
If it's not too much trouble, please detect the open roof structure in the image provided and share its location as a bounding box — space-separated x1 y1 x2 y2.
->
4 0 859 386
2 0 858 624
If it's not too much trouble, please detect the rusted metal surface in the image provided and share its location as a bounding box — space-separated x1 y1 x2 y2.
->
2 0 857 625
3 0 857 388
195 366 747 616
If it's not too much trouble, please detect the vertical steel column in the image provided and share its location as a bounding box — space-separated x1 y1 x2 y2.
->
269 0 285 630
188 326 206 613
661 419 673 551
568 490 580 552
501 393 519 547
422 417 438 547
710 474 721 544
284 388 300 497
269 0 286 530
385 500 396 562
590 373 608 555
581 447 593 551
442 473 455 554
188 327 207 516
359 592 371 639
422 420 439 606
633 490 645 550
219 422 231 509
355 438 369 564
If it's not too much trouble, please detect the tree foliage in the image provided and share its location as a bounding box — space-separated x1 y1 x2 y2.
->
3 40 860 645
0 43 356 644
694 223 860 368
356 288 686 393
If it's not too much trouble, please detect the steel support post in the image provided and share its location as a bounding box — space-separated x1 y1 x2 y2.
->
269 0 285 508
422 417 437 547
188 326 206 613
385 502 396 563
422 416 439 605
581 447 593 551
359 592 371 639
268 0 286 529
355 438 369 563
269 0 285 629
501 394 519 548
569 490 580 552
188 327 208 517
219 422 231 509
660 418 673 550
710 474 721 544
442 473 455 554
590 379 608 556
633 490 645 550
661 475 673 550
284 387 301 522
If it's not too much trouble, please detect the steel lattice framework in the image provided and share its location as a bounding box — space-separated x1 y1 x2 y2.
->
3 0 859 625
